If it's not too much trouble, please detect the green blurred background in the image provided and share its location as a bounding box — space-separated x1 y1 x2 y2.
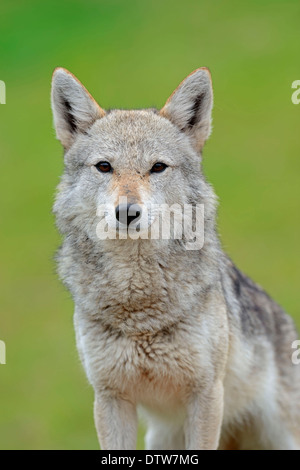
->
0 0 299 450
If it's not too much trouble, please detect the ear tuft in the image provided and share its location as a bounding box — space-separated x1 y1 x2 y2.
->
51 68 105 150
160 68 213 152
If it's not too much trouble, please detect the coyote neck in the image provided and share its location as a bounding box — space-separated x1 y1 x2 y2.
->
60 233 221 335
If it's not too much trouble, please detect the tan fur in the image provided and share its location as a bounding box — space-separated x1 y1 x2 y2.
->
110 170 149 206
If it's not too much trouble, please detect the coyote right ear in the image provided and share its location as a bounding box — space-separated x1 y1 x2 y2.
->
160 68 213 152
51 68 105 150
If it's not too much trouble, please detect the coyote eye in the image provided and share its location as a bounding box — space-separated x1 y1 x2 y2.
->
95 161 113 173
150 162 168 173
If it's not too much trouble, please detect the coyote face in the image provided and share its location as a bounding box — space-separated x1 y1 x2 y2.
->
52 69 213 242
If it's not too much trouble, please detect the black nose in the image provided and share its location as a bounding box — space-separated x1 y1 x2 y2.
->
115 203 141 226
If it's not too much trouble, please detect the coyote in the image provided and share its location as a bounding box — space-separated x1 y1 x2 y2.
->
51 67 300 450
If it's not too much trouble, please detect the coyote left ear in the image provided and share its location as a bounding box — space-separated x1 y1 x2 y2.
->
51 68 105 150
160 68 213 152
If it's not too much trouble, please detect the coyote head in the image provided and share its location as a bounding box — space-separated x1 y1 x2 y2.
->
52 68 215 243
